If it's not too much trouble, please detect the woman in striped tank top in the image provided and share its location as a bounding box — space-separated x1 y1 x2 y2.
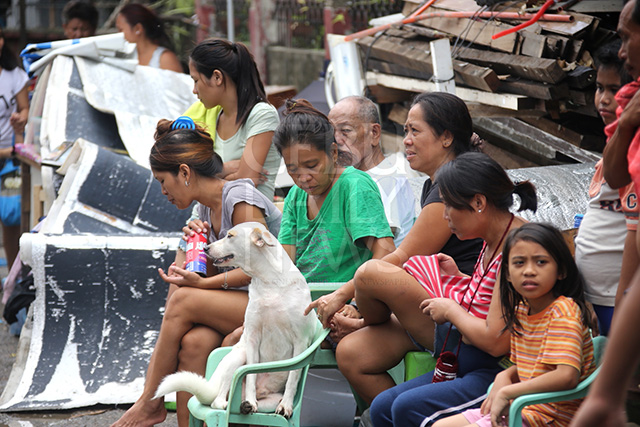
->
434 223 595 427
363 152 537 427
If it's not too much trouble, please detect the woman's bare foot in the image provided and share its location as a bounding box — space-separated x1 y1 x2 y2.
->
110 398 167 427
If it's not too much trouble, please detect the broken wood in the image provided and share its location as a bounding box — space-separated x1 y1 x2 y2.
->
358 35 500 92
473 116 600 164
498 77 570 100
456 47 566 84
367 71 536 110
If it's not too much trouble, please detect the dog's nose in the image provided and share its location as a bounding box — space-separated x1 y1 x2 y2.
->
203 244 209 252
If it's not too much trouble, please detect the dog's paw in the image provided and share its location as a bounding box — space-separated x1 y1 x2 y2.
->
240 399 258 414
211 396 228 410
276 402 293 418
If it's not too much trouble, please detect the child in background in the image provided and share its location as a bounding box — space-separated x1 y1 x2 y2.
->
575 39 637 336
61 1 98 39
434 223 595 427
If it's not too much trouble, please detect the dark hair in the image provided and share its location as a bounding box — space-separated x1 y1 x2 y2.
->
62 0 99 31
190 39 267 127
150 118 223 178
410 92 479 156
119 4 173 50
0 29 19 71
438 152 537 213
273 99 335 156
594 39 633 85
500 223 592 333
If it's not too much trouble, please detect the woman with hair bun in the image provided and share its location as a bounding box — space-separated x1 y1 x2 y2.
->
364 152 537 427
116 3 183 72
112 117 281 427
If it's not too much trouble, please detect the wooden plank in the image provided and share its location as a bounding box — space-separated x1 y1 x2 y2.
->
568 88 594 107
388 104 409 126
498 77 570 100
401 2 518 53
358 35 500 92
537 12 595 37
366 71 536 111
518 116 584 147
558 0 623 13
367 84 413 104
473 116 601 164
466 103 546 119
456 47 566 84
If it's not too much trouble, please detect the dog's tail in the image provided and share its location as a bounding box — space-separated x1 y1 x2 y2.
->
154 371 218 405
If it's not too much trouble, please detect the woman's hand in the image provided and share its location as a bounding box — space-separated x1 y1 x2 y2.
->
437 253 464 277
305 291 349 328
329 311 365 343
158 263 205 288
420 297 457 324
182 220 211 242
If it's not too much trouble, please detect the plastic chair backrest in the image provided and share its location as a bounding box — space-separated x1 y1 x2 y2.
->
506 335 607 427
188 320 330 427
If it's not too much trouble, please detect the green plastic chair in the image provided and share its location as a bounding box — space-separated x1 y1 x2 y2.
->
187 321 330 427
495 335 607 427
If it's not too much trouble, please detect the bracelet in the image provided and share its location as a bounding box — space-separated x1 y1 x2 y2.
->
222 271 228 290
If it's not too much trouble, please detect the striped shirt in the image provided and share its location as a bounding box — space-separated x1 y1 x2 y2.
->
511 296 595 426
403 243 500 319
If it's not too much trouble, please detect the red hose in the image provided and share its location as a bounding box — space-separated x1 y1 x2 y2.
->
491 0 556 39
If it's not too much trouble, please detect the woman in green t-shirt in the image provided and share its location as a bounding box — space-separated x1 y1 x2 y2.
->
274 99 395 282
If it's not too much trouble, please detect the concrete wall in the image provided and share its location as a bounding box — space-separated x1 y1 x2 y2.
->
266 46 326 91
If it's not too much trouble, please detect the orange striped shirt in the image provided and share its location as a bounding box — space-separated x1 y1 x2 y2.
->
511 296 595 427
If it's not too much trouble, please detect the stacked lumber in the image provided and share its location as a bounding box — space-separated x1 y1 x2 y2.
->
357 0 623 167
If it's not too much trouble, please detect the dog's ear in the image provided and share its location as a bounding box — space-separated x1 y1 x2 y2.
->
250 227 276 248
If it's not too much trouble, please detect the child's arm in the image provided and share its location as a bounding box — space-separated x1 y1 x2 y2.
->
570 267 640 427
480 365 519 415
422 269 510 357
490 364 580 426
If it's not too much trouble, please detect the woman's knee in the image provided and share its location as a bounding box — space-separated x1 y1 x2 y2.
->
354 260 397 292
178 327 221 367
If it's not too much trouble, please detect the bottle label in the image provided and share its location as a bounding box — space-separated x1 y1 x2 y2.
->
185 233 207 277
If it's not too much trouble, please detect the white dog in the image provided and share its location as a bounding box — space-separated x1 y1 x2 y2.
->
154 222 316 417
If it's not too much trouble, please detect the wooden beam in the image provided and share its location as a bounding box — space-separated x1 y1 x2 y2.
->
558 0 624 13
358 35 500 92
367 71 536 111
498 77 570 100
456 47 566 84
473 116 601 164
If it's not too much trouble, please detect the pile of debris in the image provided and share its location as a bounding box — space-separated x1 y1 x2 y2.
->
356 0 623 168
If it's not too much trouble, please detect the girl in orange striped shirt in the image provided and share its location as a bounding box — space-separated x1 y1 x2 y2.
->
434 223 595 427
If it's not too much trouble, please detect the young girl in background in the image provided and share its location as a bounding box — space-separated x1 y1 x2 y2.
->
434 223 596 427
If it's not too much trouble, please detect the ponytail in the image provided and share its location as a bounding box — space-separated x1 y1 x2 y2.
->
513 181 537 212
234 42 266 126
